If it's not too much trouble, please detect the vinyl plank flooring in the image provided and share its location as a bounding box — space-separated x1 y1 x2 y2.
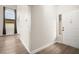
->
36 42 79 54
0 35 29 54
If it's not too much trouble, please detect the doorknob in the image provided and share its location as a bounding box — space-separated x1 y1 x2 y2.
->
62 27 64 31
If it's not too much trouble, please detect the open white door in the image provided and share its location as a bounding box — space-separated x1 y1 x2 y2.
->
62 11 79 48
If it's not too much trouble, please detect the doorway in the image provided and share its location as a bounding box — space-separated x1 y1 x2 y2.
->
61 11 79 48
3 7 17 35
58 14 63 42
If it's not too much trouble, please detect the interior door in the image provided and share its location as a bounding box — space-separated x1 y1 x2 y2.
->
62 11 79 48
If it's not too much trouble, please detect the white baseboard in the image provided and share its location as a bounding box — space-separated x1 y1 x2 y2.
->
31 41 56 54
25 47 31 53
19 38 31 53
21 41 31 53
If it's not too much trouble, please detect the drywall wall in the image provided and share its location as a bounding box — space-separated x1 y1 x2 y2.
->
56 5 79 42
4 5 17 9
31 5 57 51
0 5 3 36
0 5 17 36
56 5 79 48
62 11 79 48
17 6 31 50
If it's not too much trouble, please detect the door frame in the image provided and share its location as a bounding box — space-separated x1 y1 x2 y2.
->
58 14 63 42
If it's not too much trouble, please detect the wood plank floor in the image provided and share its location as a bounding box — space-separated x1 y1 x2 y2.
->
36 42 79 54
0 35 29 54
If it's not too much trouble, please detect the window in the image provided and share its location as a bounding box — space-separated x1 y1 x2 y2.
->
3 7 17 35
5 7 15 20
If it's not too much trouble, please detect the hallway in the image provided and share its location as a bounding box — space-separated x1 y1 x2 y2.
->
0 35 29 54
0 5 79 54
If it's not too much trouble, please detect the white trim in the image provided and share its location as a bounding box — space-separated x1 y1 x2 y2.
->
19 36 31 53
25 46 31 53
31 41 56 54
20 40 31 53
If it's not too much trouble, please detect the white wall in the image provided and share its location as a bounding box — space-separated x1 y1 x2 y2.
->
56 5 79 41
17 6 31 50
56 5 79 48
31 5 57 51
0 5 3 36
62 11 79 48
